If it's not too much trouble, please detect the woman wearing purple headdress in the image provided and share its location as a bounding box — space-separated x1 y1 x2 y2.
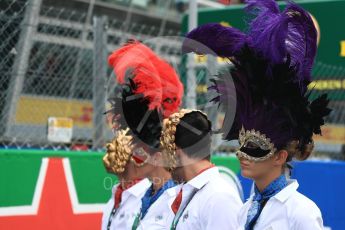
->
183 0 331 229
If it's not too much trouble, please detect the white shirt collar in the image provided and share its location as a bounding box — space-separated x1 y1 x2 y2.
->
166 185 180 197
127 178 151 197
273 179 299 203
112 178 151 198
186 167 219 189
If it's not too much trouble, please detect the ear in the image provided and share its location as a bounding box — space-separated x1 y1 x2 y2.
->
273 150 288 166
174 148 184 164
174 148 181 156
152 151 162 164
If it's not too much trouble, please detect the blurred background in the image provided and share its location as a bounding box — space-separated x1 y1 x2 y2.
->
0 0 344 229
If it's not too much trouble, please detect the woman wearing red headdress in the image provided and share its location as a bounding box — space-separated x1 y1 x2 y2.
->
102 40 184 230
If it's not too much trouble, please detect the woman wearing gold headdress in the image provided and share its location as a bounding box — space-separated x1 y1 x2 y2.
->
160 109 243 230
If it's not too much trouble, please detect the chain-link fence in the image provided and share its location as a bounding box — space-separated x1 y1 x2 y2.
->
0 0 182 151
312 62 345 125
310 62 345 159
0 0 344 156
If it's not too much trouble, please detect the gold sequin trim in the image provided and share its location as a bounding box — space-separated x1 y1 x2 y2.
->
237 126 276 162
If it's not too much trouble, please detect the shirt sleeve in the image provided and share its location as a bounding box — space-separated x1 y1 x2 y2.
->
200 192 243 230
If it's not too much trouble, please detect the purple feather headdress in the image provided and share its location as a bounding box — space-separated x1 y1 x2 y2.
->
182 0 331 160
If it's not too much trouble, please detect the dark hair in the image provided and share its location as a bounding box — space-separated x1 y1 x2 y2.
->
175 111 212 159
285 140 314 161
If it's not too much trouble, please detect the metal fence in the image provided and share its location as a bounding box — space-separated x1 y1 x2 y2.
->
0 0 344 156
312 62 345 124
0 0 182 151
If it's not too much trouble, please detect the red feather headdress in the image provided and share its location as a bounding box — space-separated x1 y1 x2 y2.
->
108 40 183 117
107 40 184 149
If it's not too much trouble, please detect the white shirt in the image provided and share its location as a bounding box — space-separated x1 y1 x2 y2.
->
174 167 243 230
237 180 324 230
101 178 151 230
136 186 178 230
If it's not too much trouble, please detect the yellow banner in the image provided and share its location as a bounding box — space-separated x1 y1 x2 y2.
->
15 96 93 128
194 55 230 64
309 79 345 90
313 125 345 145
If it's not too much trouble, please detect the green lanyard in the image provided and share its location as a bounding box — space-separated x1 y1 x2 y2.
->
107 206 119 230
170 185 205 230
131 210 141 230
